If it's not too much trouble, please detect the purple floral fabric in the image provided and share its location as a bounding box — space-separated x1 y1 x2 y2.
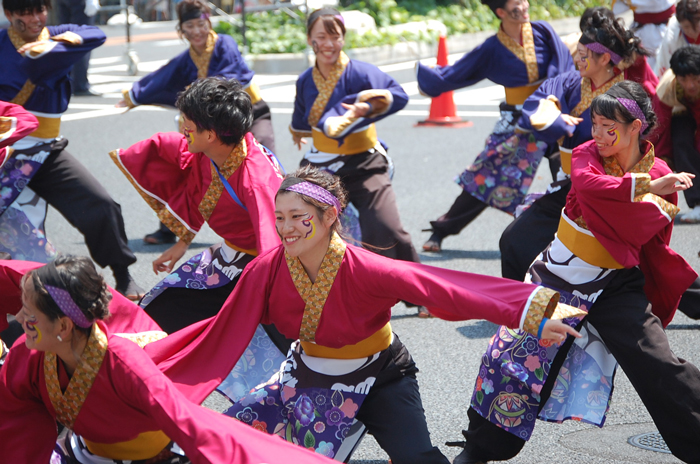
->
224 341 387 458
457 131 547 215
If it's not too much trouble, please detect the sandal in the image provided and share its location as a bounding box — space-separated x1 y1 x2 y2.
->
680 206 700 224
422 232 443 252
114 268 146 302
417 306 433 318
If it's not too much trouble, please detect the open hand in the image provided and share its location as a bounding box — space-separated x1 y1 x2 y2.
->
341 102 371 119
650 172 695 196
540 319 581 343
152 240 189 274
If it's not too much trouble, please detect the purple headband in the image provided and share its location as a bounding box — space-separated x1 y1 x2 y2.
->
616 97 649 133
286 181 342 212
45 285 93 328
584 42 622 65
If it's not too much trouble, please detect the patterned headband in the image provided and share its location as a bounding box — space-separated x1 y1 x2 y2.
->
285 181 342 212
616 97 649 134
45 285 93 328
583 42 622 65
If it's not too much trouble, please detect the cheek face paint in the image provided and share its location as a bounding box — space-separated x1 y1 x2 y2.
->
302 214 316 239
583 57 590 72
14 19 27 32
183 127 194 145
25 317 41 344
311 40 320 54
607 128 620 146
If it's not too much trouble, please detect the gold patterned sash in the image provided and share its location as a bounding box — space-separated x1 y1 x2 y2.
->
285 232 346 342
570 74 624 118
8 27 51 106
189 30 218 79
44 324 108 429
308 51 350 128
497 22 539 84
198 138 248 225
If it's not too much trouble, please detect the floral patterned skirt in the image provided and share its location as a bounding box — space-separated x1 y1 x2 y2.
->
139 242 255 308
470 235 620 440
456 111 548 215
223 340 389 460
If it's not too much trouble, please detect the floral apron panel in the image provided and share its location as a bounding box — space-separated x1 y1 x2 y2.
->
139 242 254 307
223 340 388 460
456 109 547 215
471 237 619 440
0 140 55 261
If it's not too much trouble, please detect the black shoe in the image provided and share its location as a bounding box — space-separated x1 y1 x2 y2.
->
144 228 177 245
422 232 444 252
113 267 146 302
73 88 102 97
452 447 486 464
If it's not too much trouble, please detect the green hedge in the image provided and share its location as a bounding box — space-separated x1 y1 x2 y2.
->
215 0 599 54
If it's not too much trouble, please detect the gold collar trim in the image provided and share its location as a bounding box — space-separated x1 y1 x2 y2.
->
199 137 248 222
496 22 538 84
602 141 655 177
8 27 50 50
189 30 218 80
286 232 346 342
570 73 624 118
309 51 350 128
44 324 108 429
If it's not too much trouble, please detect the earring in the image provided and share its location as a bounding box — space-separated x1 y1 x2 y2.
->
57 335 63 342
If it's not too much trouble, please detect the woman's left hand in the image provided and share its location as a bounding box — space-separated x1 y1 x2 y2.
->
540 319 581 343
17 41 49 55
650 172 696 196
341 102 371 119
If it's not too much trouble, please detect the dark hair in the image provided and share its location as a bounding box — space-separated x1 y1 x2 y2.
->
579 6 615 33
276 165 348 235
671 46 700 76
306 8 346 37
176 77 252 147
2 0 50 14
580 10 650 65
28 255 111 337
677 0 700 27
591 80 657 139
481 0 508 16
176 0 210 32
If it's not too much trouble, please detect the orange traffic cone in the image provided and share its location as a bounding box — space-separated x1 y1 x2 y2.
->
416 35 473 128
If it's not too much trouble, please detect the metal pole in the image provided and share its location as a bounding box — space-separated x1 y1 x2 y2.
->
240 0 246 49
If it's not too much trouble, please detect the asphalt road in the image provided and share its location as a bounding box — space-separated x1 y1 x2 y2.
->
47 20 700 463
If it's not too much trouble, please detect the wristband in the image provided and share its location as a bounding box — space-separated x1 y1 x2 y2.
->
537 317 549 339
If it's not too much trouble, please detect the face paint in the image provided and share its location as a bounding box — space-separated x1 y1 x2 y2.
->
25 316 41 343
583 57 590 72
311 40 320 54
13 19 27 32
507 7 523 20
301 214 316 239
183 127 195 145
607 127 620 146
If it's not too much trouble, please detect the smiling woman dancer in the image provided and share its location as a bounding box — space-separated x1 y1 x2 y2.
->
0 255 345 464
117 0 275 245
145 165 579 463
455 81 700 464
289 8 430 316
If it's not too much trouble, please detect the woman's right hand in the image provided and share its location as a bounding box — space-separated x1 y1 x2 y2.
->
115 99 128 108
650 172 695 196
540 319 581 343
153 240 189 274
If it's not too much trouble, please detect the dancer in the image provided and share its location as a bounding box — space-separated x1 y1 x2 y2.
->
656 45 700 222
456 81 700 464
289 8 431 315
0 255 344 464
144 165 579 463
499 10 657 282
111 77 285 334
418 0 574 253
116 0 276 245
656 0 700 76
0 0 144 299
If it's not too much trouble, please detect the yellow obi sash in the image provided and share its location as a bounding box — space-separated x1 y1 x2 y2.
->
244 82 262 105
558 145 572 175
301 322 392 359
224 239 257 256
557 213 623 269
84 431 171 461
312 124 378 155
30 114 61 139
504 82 541 106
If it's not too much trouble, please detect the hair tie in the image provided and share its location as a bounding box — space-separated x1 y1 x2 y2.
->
616 97 649 133
583 42 622 64
285 181 342 213
44 285 93 328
